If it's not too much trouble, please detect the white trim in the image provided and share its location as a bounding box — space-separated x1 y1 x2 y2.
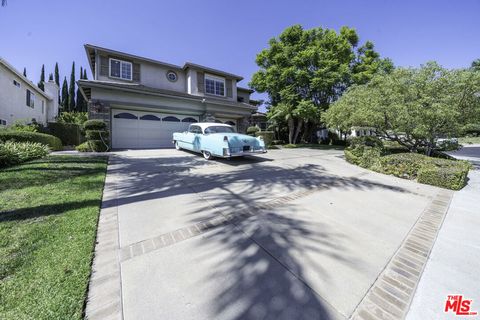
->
205 73 226 97
109 58 133 81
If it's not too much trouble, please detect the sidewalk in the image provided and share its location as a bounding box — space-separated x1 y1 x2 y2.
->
406 146 480 319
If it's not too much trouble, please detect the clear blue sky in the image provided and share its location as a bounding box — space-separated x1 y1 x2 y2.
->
1 0 479 104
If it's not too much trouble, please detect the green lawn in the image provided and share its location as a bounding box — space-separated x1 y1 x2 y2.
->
0 155 108 320
458 136 480 145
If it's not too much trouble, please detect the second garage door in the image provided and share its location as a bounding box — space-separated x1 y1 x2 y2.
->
112 110 198 149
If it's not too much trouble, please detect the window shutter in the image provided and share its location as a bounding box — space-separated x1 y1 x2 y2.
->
197 72 204 93
133 63 140 82
100 56 109 76
226 79 233 98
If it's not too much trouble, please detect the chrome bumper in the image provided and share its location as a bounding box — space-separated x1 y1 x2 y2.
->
222 147 267 157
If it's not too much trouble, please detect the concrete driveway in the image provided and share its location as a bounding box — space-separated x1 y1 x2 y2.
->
86 148 444 320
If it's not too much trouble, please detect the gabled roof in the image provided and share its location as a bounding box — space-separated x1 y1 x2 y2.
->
0 57 53 100
84 44 243 81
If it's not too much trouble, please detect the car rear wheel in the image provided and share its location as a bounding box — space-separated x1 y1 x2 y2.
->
175 141 181 150
202 151 213 160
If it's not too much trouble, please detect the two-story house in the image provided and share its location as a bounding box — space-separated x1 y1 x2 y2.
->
0 58 59 127
78 44 257 149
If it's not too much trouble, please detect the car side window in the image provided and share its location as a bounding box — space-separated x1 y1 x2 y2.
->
189 125 201 134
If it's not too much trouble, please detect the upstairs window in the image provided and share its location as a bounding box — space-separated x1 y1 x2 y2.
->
13 80 21 88
205 75 225 96
110 58 132 80
26 89 35 108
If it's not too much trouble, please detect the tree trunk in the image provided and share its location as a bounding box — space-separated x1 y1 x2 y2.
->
287 118 295 144
293 119 303 144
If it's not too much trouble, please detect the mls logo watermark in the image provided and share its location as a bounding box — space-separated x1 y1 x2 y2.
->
444 295 478 316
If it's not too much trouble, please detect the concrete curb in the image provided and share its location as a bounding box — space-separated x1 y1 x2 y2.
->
351 189 454 320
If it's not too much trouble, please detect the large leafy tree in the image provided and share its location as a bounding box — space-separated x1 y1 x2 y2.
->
250 25 391 144
324 62 480 156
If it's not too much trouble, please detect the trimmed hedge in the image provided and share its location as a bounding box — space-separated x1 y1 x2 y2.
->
83 120 107 131
85 130 109 141
46 122 84 146
379 153 426 179
255 131 274 146
0 141 49 167
417 165 469 190
344 147 471 190
246 126 260 136
0 131 62 151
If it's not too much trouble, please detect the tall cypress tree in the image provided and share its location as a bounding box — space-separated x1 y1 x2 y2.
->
83 69 88 80
61 77 69 111
68 62 76 111
76 66 85 111
54 63 60 86
48 73 53 81
55 62 61 104
23 67 27 77
38 64 45 91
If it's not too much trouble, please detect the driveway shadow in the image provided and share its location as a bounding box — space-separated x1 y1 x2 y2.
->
105 151 414 319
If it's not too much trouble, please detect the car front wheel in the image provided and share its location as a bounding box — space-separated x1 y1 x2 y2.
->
202 151 213 160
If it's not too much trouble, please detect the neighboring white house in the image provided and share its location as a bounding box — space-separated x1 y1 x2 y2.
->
0 58 59 127
77 44 258 149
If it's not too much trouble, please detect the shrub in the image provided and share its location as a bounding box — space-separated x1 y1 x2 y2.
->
75 140 108 152
75 142 90 152
85 130 109 141
272 140 285 145
378 153 426 179
57 111 88 125
461 123 480 137
344 148 360 165
246 126 260 136
383 140 409 154
348 136 383 149
344 145 382 169
255 131 274 146
8 119 42 132
0 131 63 151
46 122 84 146
417 165 469 190
83 120 107 131
0 141 49 167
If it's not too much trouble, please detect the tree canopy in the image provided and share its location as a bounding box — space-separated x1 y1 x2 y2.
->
324 62 480 155
249 24 392 144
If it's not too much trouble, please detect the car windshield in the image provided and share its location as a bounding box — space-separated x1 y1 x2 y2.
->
204 126 235 134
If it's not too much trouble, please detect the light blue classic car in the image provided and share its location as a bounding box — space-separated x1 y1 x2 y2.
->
173 123 267 160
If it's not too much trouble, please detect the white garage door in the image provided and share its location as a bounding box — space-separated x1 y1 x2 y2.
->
112 110 198 149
